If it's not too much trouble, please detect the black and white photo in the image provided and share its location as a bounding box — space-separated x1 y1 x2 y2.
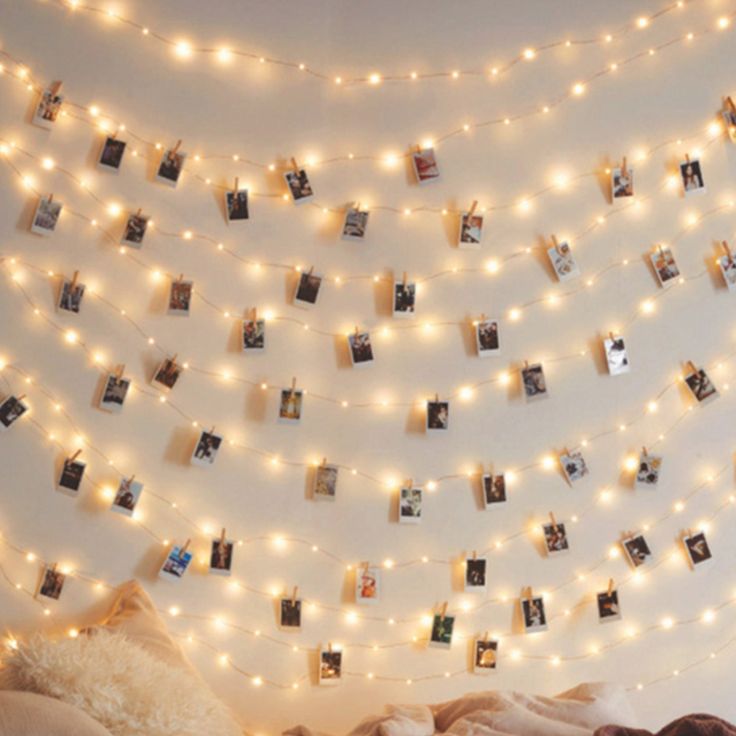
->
604 334 630 376
683 531 712 569
426 399 449 431
0 395 28 431
521 595 548 633
313 463 338 501
284 168 314 204
225 188 249 223
483 473 507 507
465 557 487 591
342 205 369 241
521 362 547 401
475 319 500 357
99 373 130 413
547 240 580 281
560 450 588 484
110 476 143 517
57 277 85 314
121 212 149 248
622 534 652 568
31 196 62 235
58 455 85 494
684 364 718 405
294 271 322 307
191 430 223 467
393 280 416 318
399 486 422 523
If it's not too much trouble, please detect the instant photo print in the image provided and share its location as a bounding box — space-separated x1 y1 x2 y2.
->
319 648 343 685
426 399 449 431
168 279 193 316
483 473 507 508
110 477 143 517
160 543 193 581
459 206 483 249
279 597 302 630
191 430 223 467
57 454 85 495
683 531 712 569
465 557 487 592
152 357 182 392
99 372 130 413
121 212 149 248
98 136 127 172
604 334 630 376
722 97 736 143
279 387 303 424
225 187 249 223
428 613 454 649
393 280 416 317
284 165 314 204
348 330 374 366
684 364 718 405
547 240 580 282
411 147 440 185
521 362 548 401
622 534 652 569
650 245 680 288
31 196 62 235
0 395 28 431
294 271 322 308
399 486 422 524
57 276 85 314
475 319 500 357
719 251 736 292
597 587 622 622
313 463 338 501
209 535 234 576
635 451 662 489
680 157 705 196
543 521 570 555
33 85 64 129
611 162 634 199
521 594 548 633
474 638 498 673
242 319 265 351
342 205 369 241
355 565 381 605
156 145 187 187
39 566 65 600
560 450 589 484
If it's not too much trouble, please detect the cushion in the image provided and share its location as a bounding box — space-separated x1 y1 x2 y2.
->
0 690 113 736
284 703 434 736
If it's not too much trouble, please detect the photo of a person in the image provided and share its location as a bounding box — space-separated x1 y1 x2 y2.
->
280 598 302 630
393 281 416 317
521 363 547 400
33 87 64 129
722 101 736 143
411 147 440 185
399 486 422 523
121 212 149 247
156 147 187 187
58 456 85 494
684 365 718 405
623 534 652 568
284 169 314 203
319 649 342 685
39 566 65 600
474 639 498 673
152 358 182 392
597 589 621 622
355 566 380 604
459 212 483 248
57 278 85 314
348 331 374 366
465 558 487 591
110 476 143 517
429 613 455 648
99 373 130 413
650 245 680 287
342 206 369 240
476 319 500 356
0 395 28 430
543 522 569 555
160 544 193 580
242 319 265 350
294 271 322 307
225 189 249 222
560 451 588 484
313 464 338 501
168 279 193 315
611 166 634 199
521 595 547 632
98 136 127 171
279 388 303 423
483 474 506 507
684 531 712 568
719 253 736 291
209 536 234 575
604 335 630 375
191 430 223 467
636 452 662 488
31 196 62 235
680 158 705 196
427 400 449 431
547 240 580 281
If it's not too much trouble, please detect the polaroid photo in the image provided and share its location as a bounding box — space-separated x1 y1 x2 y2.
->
31 196 62 235
152 357 182 392
225 189 249 223
635 451 663 489
284 169 314 204
294 271 322 308
209 537 234 576
121 212 149 248
57 278 85 314
313 463 338 501
110 476 143 517
483 474 507 508
521 596 548 633
38 566 65 600
33 87 64 129
355 565 381 605
597 589 622 623
560 451 589 484
427 400 449 431
393 281 416 318
156 148 187 188
680 158 705 196
543 522 570 556
459 212 483 249
412 147 440 185
98 136 127 172
279 388 303 424
611 167 634 199
0 395 28 431
683 531 712 569
476 319 500 357
168 279 193 316
191 430 223 467
242 319 265 351
279 598 302 630
428 613 455 649
547 241 580 282
474 638 498 673
604 335 630 376
399 486 422 524
465 558 487 592
99 373 130 413
719 255 736 292
159 544 193 581
319 648 343 685
348 331 374 367
650 246 680 288
723 105 736 143
622 534 652 569
684 365 718 405
342 206 369 241
521 362 548 401
57 456 85 495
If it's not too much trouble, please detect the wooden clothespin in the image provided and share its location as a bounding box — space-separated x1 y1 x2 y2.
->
684 152 691 164
549 512 559 530
327 642 333 653
607 578 615 596
402 271 408 287
480 313 487 322
16 394 26 402
220 528 227 544
290 377 297 397
69 449 82 462
209 426 216 436
251 306 258 321
641 446 648 457
657 243 665 257
115 364 125 380
483 630 490 642
434 393 439 403
233 177 239 194
726 96 736 114
686 360 697 373
170 354 178 364
621 156 628 177
179 539 190 556
48 193 54 204
467 200 478 219
354 325 360 336
49 81 63 96
70 270 79 289
439 601 448 621
136 208 142 218
523 360 529 370
291 586 299 604
127 475 135 484
49 562 58 573
171 140 182 155
307 266 314 277
362 560 370 571
176 273 184 283
722 241 733 261
525 586 533 602
321 457 327 467
471 550 477 560
290 157 300 173
551 234 562 254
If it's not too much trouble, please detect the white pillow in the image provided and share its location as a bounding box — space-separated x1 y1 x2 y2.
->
0 630 242 736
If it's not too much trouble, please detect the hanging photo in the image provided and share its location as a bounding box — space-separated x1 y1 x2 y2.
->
650 245 680 288
543 522 569 555
348 331 374 366
622 534 652 569
110 476 143 517
683 531 712 569
31 196 62 235
98 136 127 172
473 639 498 673
635 451 662 489
521 595 547 633
284 169 314 204
482 473 507 507
680 158 705 196
560 450 588 484
603 334 630 376
355 565 380 605
411 147 440 185
0 395 28 431
426 400 449 431
191 430 223 467
279 598 302 630
342 206 369 241
428 613 454 648
33 86 64 129
459 211 483 248
225 189 249 223
722 101 736 143
294 271 322 308
121 212 149 248
393 280 416 318
242 319 265 351
684 364 718 405
718 253 736 291
399 486 422 524
168 279 193 316
39 566 66 600
156 147 187 188
475 319 500 357
159 544 193 581
57 277 85 314
597 589 621 622
313 463 338 501
209 537 234 576
151 357 182 392
521 362 548 401
99 373 130 413
611 165 634 199
547 240 580 282
57 456 86 495
319 648 343 685
279 388 303 424
464 558 487 591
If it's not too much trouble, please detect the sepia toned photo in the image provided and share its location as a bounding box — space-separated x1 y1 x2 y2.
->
476 319 500 357
279 388 303 424
280 597 302 630
474 638 498 673
483 473 507 507
39 566 65 600
426 400 449 431
313 463 338 501
168 279 193 316
152 357 182 392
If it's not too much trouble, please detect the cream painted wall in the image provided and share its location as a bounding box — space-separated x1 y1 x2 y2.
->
1 0 736 733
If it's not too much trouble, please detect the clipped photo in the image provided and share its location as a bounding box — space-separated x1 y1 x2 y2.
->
57 455 85 494
121 212 149 248
393 280 416 317
39 566 65 600
604 334 630 376
684 364 718 405
319 648 342 685
597 589 622 622
110 476 143 517
611 165 634 199
683 531 712 569
650 245 680 288
225 189 249 223
476 319 500 357
160 544 193 581
547 240 580 281
313 463 338 501
483 473 507 507
294 271 322 308
680 158 705 196
411 147 440 185
168 279 193 316
156 146 187 187
474 639 498 673
426 399 449 431
99 373 130 413
355 565 380 604
280 597 302 630
57 277 85 314
342 205 369 241
429 613 454 648
242 319 265 351
348 330 374 366
465 557 487 591
459 211 483 248
191 430 223 467
622 534 652 568
521 362 548 401
279 388 303 424
521 595 548 633
31 196 62 235
399 486 422 524
284 168 314 203
635 451 662 489
543 522 569 555
209 536 234 576
719 252 736 291
33 86 64 129
152 357 182 392
98 136 127 172
0 395 28 431
560 450 588 484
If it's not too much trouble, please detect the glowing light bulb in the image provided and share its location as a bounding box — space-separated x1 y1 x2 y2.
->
217 48 232 63
175 41 193 58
